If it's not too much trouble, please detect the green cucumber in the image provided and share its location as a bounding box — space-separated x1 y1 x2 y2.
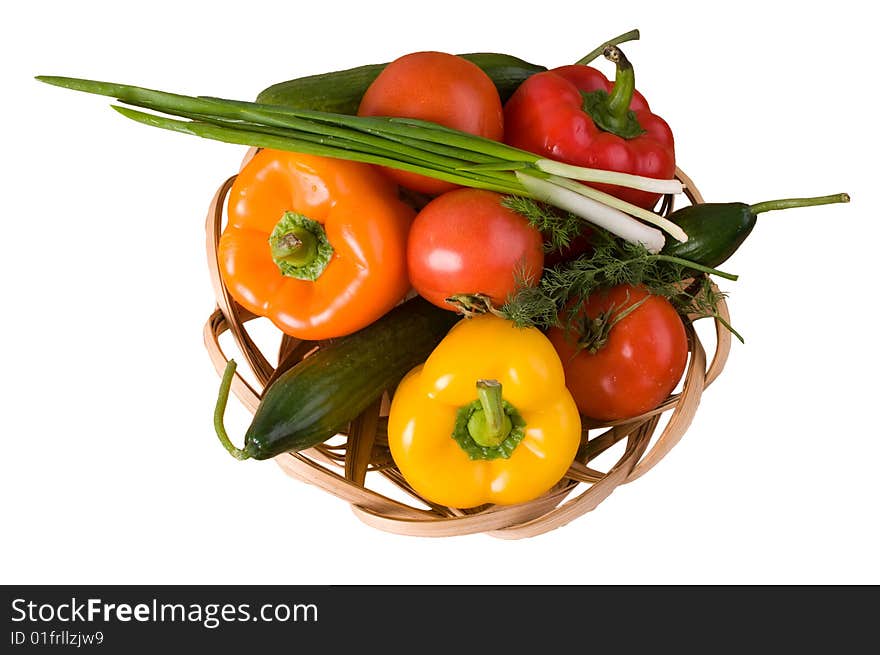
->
459 53 548 102
661 194 850 269
216 297 459 461
660 203 757 269
255 53 547 114
257 62 386 114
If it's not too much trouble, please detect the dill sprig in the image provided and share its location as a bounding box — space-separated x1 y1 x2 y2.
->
500 229 680 329
500 199 742 339
670 277 744 342
501 196 584 254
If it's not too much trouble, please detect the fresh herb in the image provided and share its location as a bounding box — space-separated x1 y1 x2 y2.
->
500 228 679 328
501 196 584 254
499 208 741 339
669 276 743 342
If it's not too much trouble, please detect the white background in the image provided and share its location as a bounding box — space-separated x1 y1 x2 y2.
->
3 0 878 585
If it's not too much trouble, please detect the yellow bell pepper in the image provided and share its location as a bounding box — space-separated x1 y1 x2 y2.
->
387 314 582 508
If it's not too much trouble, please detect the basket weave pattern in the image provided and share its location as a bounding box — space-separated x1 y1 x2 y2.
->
203 164 731 539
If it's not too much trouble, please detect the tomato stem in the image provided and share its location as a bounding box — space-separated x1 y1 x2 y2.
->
576 294 650 353
444 293 506 317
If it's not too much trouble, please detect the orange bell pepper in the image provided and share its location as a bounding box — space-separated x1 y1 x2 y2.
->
219 149 415 340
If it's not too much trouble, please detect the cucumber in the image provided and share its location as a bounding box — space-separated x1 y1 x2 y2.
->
255 53 547 114
257 63 386 114
661 194 850 269
660 203 756 269
240 297 459 460
460 53 548 102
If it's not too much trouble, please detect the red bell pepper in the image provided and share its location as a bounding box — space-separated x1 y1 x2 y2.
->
503 46 675 210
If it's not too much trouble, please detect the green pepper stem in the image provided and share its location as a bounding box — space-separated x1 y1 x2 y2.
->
574 28 641 66
214 360 251 461
268 211 334 281
467 379 513 448
270 226 317 268
749 193 850 215
477 380 505 437
578 46 644 140
603 45 636 121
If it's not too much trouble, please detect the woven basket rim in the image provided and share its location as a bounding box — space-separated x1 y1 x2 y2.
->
203 161 732 539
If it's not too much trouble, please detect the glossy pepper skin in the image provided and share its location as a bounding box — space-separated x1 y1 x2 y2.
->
219 149 415 340
387 314 581 508
503 46 675 210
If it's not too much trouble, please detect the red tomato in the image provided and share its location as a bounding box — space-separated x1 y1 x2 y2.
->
357 51 504 195
407 189 544 311
547 285 688 421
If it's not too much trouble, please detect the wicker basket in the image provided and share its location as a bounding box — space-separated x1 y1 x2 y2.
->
203 156 731 539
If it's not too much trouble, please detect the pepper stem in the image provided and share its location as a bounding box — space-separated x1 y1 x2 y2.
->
214 360 251 461
467 379 513 448
270 228 317 268
603 45 636 121
268 211 334 281
579 45 645 139
574 28 640 66
749 193 850 215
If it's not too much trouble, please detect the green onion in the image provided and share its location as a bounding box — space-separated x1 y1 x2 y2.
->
538 174 689 243
516 172 666 253
113 106 526 194
534 158 682 195
37 75 687 248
